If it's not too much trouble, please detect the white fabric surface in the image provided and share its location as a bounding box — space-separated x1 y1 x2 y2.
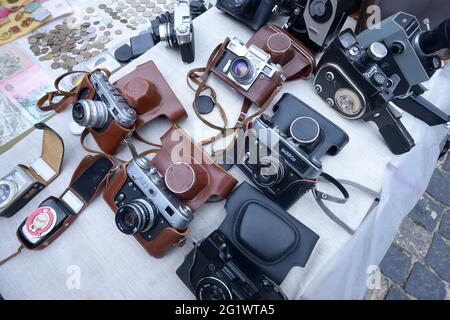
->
0 7 449 300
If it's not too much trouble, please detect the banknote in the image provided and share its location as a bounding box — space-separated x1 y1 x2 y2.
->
0 45 33 82
0 64 53 123
0 91 33 148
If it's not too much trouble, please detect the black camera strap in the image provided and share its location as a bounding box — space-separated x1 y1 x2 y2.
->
313 172 381 235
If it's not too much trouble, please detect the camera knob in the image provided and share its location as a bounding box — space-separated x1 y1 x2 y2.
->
290 117 320 145
164 162 207 200
121 77 161 115
365 42 388 63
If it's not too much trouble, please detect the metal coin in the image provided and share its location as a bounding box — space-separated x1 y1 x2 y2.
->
152 7 162 14
115 30 123 35
51 62 61 69
86 7 95 14
99 4 107 10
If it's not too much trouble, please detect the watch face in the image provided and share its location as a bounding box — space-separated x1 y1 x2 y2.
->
0 179 18 209
25 206 57 238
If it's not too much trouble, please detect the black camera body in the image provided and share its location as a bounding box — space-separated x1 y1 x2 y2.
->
314 15 450 155
216 0 275 31
283 0 356 52
314 29 418 154
236 93 349 209
177 182 319 300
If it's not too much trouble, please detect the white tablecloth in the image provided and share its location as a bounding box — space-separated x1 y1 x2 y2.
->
1 7 449 300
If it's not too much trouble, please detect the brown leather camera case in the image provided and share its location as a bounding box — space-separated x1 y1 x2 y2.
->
209 38 285 108
76 61 187 155
17 155 114 250
246 24 316 81
103 125 238 258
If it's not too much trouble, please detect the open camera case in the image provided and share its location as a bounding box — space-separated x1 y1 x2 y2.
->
246 24 316 81
103 125 238 258
38 61 187 155
1 123 64 218
16 155 114 250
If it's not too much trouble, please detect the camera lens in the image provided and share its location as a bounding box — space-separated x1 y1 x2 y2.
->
159 22 178 48
72 100 109 129
0 180 16 209
230 57 254 84
115 199 158 235
334 88 364 117
253 156 285 188
196 277 233 300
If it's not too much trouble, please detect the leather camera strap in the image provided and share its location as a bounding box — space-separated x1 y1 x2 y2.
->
187 40 282 154
313 172 381 235
80 129 162 164
37 69 112 113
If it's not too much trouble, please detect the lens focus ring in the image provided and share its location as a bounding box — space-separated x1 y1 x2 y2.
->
72 100 109 129
115 199 158 235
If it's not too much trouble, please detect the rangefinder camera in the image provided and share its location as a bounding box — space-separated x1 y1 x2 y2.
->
113 154 194 249
156 0 196 63
218 37 283 92
0 166 40 218
237 93 349 209
72 70 137 132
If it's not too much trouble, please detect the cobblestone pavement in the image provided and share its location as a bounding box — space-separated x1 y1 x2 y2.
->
366 151 450 300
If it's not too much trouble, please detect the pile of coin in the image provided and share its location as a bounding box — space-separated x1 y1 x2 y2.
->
96 0 174 30
28 18 110 71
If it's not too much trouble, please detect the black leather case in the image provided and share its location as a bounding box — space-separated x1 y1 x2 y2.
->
221 182 319 284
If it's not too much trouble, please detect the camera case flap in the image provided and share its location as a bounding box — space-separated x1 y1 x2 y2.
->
0 124 64 218
209 38 285 108
246 24 316 81
270 93 349 160
151 125 238 211
16 155 114 250
113 61 188 127
221 182 319 284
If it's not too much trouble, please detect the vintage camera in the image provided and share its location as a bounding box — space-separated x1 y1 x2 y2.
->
282 0 356 52
73 70 137 132
314 15 450 155
152 0 195 63
0 166 39 218
236 93 349 209
357 14 450 120
217 37 283 92
216 0 276 31
177 182 319 300
113 147 194 248
104 126 238 258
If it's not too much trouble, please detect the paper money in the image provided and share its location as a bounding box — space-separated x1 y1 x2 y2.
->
0 45 33 82
0 91 33 147
0 64 53 123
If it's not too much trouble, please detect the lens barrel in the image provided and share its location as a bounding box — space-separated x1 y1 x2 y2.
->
72 100 109 129
115 199 158 235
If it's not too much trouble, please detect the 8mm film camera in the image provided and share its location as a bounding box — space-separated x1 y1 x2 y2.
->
314 13 450 154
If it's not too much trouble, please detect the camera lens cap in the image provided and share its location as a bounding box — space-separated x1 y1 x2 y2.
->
114 44 133 63
290 117 320 145
194 95 215 115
